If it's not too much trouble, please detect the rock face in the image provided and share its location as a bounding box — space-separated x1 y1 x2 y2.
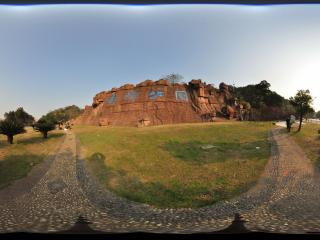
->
74 79 241 127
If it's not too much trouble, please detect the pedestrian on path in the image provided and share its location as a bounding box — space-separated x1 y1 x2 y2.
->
286 115 296 132
286 117 291 132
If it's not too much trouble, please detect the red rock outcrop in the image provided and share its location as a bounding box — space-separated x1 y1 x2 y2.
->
74 79 241 127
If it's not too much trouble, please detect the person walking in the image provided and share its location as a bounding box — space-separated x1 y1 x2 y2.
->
286 117 291 132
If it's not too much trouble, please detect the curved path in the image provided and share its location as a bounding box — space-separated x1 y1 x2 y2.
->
0 128 319 233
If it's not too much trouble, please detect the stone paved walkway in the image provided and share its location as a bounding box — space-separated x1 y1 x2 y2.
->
0 128 319 233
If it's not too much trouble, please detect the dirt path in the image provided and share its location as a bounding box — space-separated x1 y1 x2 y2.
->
0 128 319 233
243 128 320 233
0 131 101 232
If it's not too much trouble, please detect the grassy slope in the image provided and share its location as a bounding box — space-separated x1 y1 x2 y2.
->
0 128 64 189
290 123 320 169
75 122 273 208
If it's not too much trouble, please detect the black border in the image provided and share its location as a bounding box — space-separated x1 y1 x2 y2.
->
1 232 320 240
0 0 320 5
1 0 320 239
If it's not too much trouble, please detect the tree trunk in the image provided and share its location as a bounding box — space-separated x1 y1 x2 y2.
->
7 135 13 144
298 105 303 132
43 132 48 139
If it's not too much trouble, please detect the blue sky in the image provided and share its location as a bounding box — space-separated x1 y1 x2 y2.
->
0 4 319 119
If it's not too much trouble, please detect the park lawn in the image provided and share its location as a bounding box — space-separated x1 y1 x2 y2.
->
74 122 274 208
0 127 64 189
290 123 320 169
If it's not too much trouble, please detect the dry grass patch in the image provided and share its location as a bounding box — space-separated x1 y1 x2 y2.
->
0 127 64 188
290 123 320 169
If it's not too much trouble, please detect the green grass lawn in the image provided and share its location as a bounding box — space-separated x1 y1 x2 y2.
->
75 122 273 208
290 123 320 169
0 127 64 189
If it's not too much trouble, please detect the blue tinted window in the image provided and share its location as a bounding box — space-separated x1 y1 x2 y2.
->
148 91 164 100
106 93 117 104
124 90 139 102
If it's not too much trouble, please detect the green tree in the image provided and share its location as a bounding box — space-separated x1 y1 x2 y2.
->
289 90 314 132
234 80 295 120
316 111 320 119
255 80 271 92
235 80 279 109
45 105 82 127
4 111 16 122
0 114 26 144
34 117 56 138
4 107 35 126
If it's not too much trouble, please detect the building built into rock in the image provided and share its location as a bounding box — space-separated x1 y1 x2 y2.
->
74 79 247 127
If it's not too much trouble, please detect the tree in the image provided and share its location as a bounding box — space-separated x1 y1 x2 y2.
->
34 117 56 138
234 80 295 120
161 73 184 85
316 111 320 119
4 107 35 126
235 80 280 109
256 80 271 92
45 105 83 126
4 111 16 122
0 116 26 144
289 90 314 132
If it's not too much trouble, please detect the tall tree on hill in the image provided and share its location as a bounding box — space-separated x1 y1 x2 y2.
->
289 90 314 132
162 73 184 85
0 112 26 144
235 80 296 120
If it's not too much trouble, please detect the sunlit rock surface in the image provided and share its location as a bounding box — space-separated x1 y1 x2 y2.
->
74 79 242 126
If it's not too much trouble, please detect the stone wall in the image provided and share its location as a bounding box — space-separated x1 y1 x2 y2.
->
74 79 240 127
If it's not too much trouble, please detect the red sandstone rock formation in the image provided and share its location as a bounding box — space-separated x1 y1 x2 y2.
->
74 79 240 127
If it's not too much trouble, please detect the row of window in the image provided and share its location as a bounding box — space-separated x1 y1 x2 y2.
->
105 90 188 104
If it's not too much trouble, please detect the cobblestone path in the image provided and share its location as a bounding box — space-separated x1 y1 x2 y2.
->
0 128 319 233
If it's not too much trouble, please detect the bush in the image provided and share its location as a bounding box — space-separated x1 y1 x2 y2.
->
0 118 26 144
34 117 56 139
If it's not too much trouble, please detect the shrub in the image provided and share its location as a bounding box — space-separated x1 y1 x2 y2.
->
34 117 56 139
0 118 26 144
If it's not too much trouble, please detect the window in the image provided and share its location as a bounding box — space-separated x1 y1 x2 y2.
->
106 93 117 104
124 90 139 102
148 90 164 100
175 91 188 101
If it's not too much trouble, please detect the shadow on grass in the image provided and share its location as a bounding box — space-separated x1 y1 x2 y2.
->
87 152 111 181
16 132 64 145
162 140 270 165
0 154 44 189
289 129 303 136
116 177 258 208
86 152 256 208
